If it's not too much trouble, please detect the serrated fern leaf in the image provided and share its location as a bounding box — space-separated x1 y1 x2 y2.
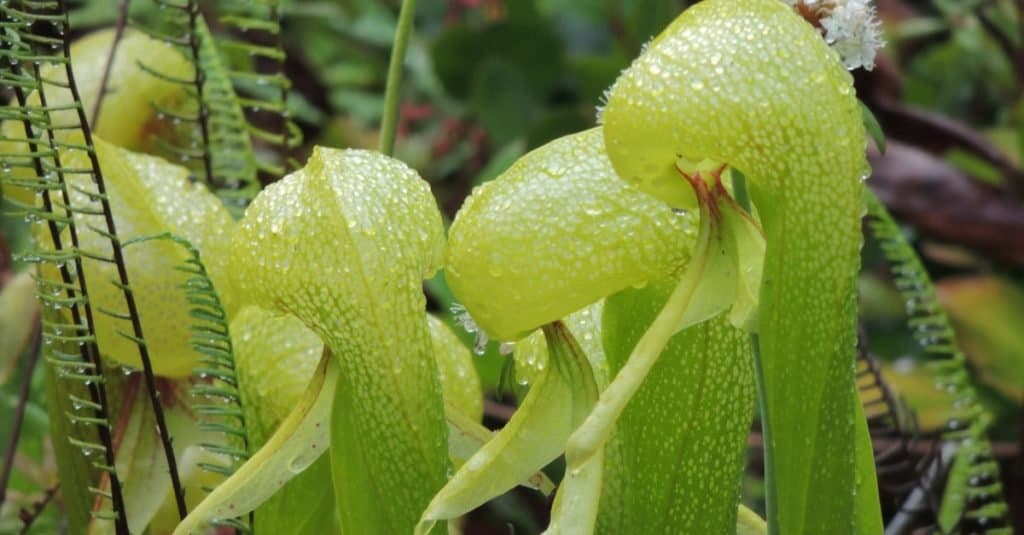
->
211 0 301 179
1 0 194 527
131 0 260 217
124 232 253 532
865 190 1010 534
856 332 944 531
1 3 129 530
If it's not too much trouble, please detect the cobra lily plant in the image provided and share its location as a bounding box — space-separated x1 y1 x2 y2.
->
2 0 924 533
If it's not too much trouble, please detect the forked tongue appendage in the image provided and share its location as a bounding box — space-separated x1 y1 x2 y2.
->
547 162 766 534
416 322 598 535
173 350 338 535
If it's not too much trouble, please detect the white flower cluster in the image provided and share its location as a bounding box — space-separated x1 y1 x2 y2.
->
785 0 885 71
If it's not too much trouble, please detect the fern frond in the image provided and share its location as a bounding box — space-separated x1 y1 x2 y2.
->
195 18 260 214
2 3 128 530
1 5 136 532
2 0 196 527
211 0 302 178
130 0 260 216
856 329 944 531
865 191 1011 533
124 232 253 532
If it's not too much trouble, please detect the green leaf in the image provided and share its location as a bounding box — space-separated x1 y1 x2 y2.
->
254 455 337 535
446 128 697 341
866 191 1010 530
427 314 484 422
173 351 336 535
230 305 336 533
549 173 756 532
37 138 236 378
0 271 36 384
444 400 555 495
595 282 755 533
938 443 973 532
473 139 527 186
0 28 193 156
417 322 598 534
852 389 884 534
737 505 768 535
860 102 886 155
39 315 133 533
469 59 541 147
618 0 681 48
89 381 204 535
600 1 870 533
430 21 564 100
41 334 103 533
229 147 449 533
217 305 490 533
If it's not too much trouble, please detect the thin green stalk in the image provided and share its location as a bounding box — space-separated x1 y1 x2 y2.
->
749 334 778 535
563 246 708 467
378 0 419 157
732 171 778 535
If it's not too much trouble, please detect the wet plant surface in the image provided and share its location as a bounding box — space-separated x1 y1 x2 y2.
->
1 1 1023 534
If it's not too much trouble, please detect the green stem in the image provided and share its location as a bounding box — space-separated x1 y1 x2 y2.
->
378 0 418 157
563 248 707 468
731 171 777 534
732 169 751 210
729 172 774 532
750 334 778 534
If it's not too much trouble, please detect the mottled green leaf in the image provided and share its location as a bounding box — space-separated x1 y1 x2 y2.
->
230 305 335 534
601 0 870 532
0 29 192 159
229 147 448 533
446 128 696 341
198 304 489 534
427 314 484 422
417 322 597 534
595 281 755 534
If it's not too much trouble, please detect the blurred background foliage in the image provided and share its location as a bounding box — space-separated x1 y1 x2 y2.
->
2 0 1023 532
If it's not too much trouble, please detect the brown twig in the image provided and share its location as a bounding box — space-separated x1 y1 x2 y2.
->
17 483 59 535
868 141 1024 266
90 0 131 128
0 232 11 288
870 100 1024 196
